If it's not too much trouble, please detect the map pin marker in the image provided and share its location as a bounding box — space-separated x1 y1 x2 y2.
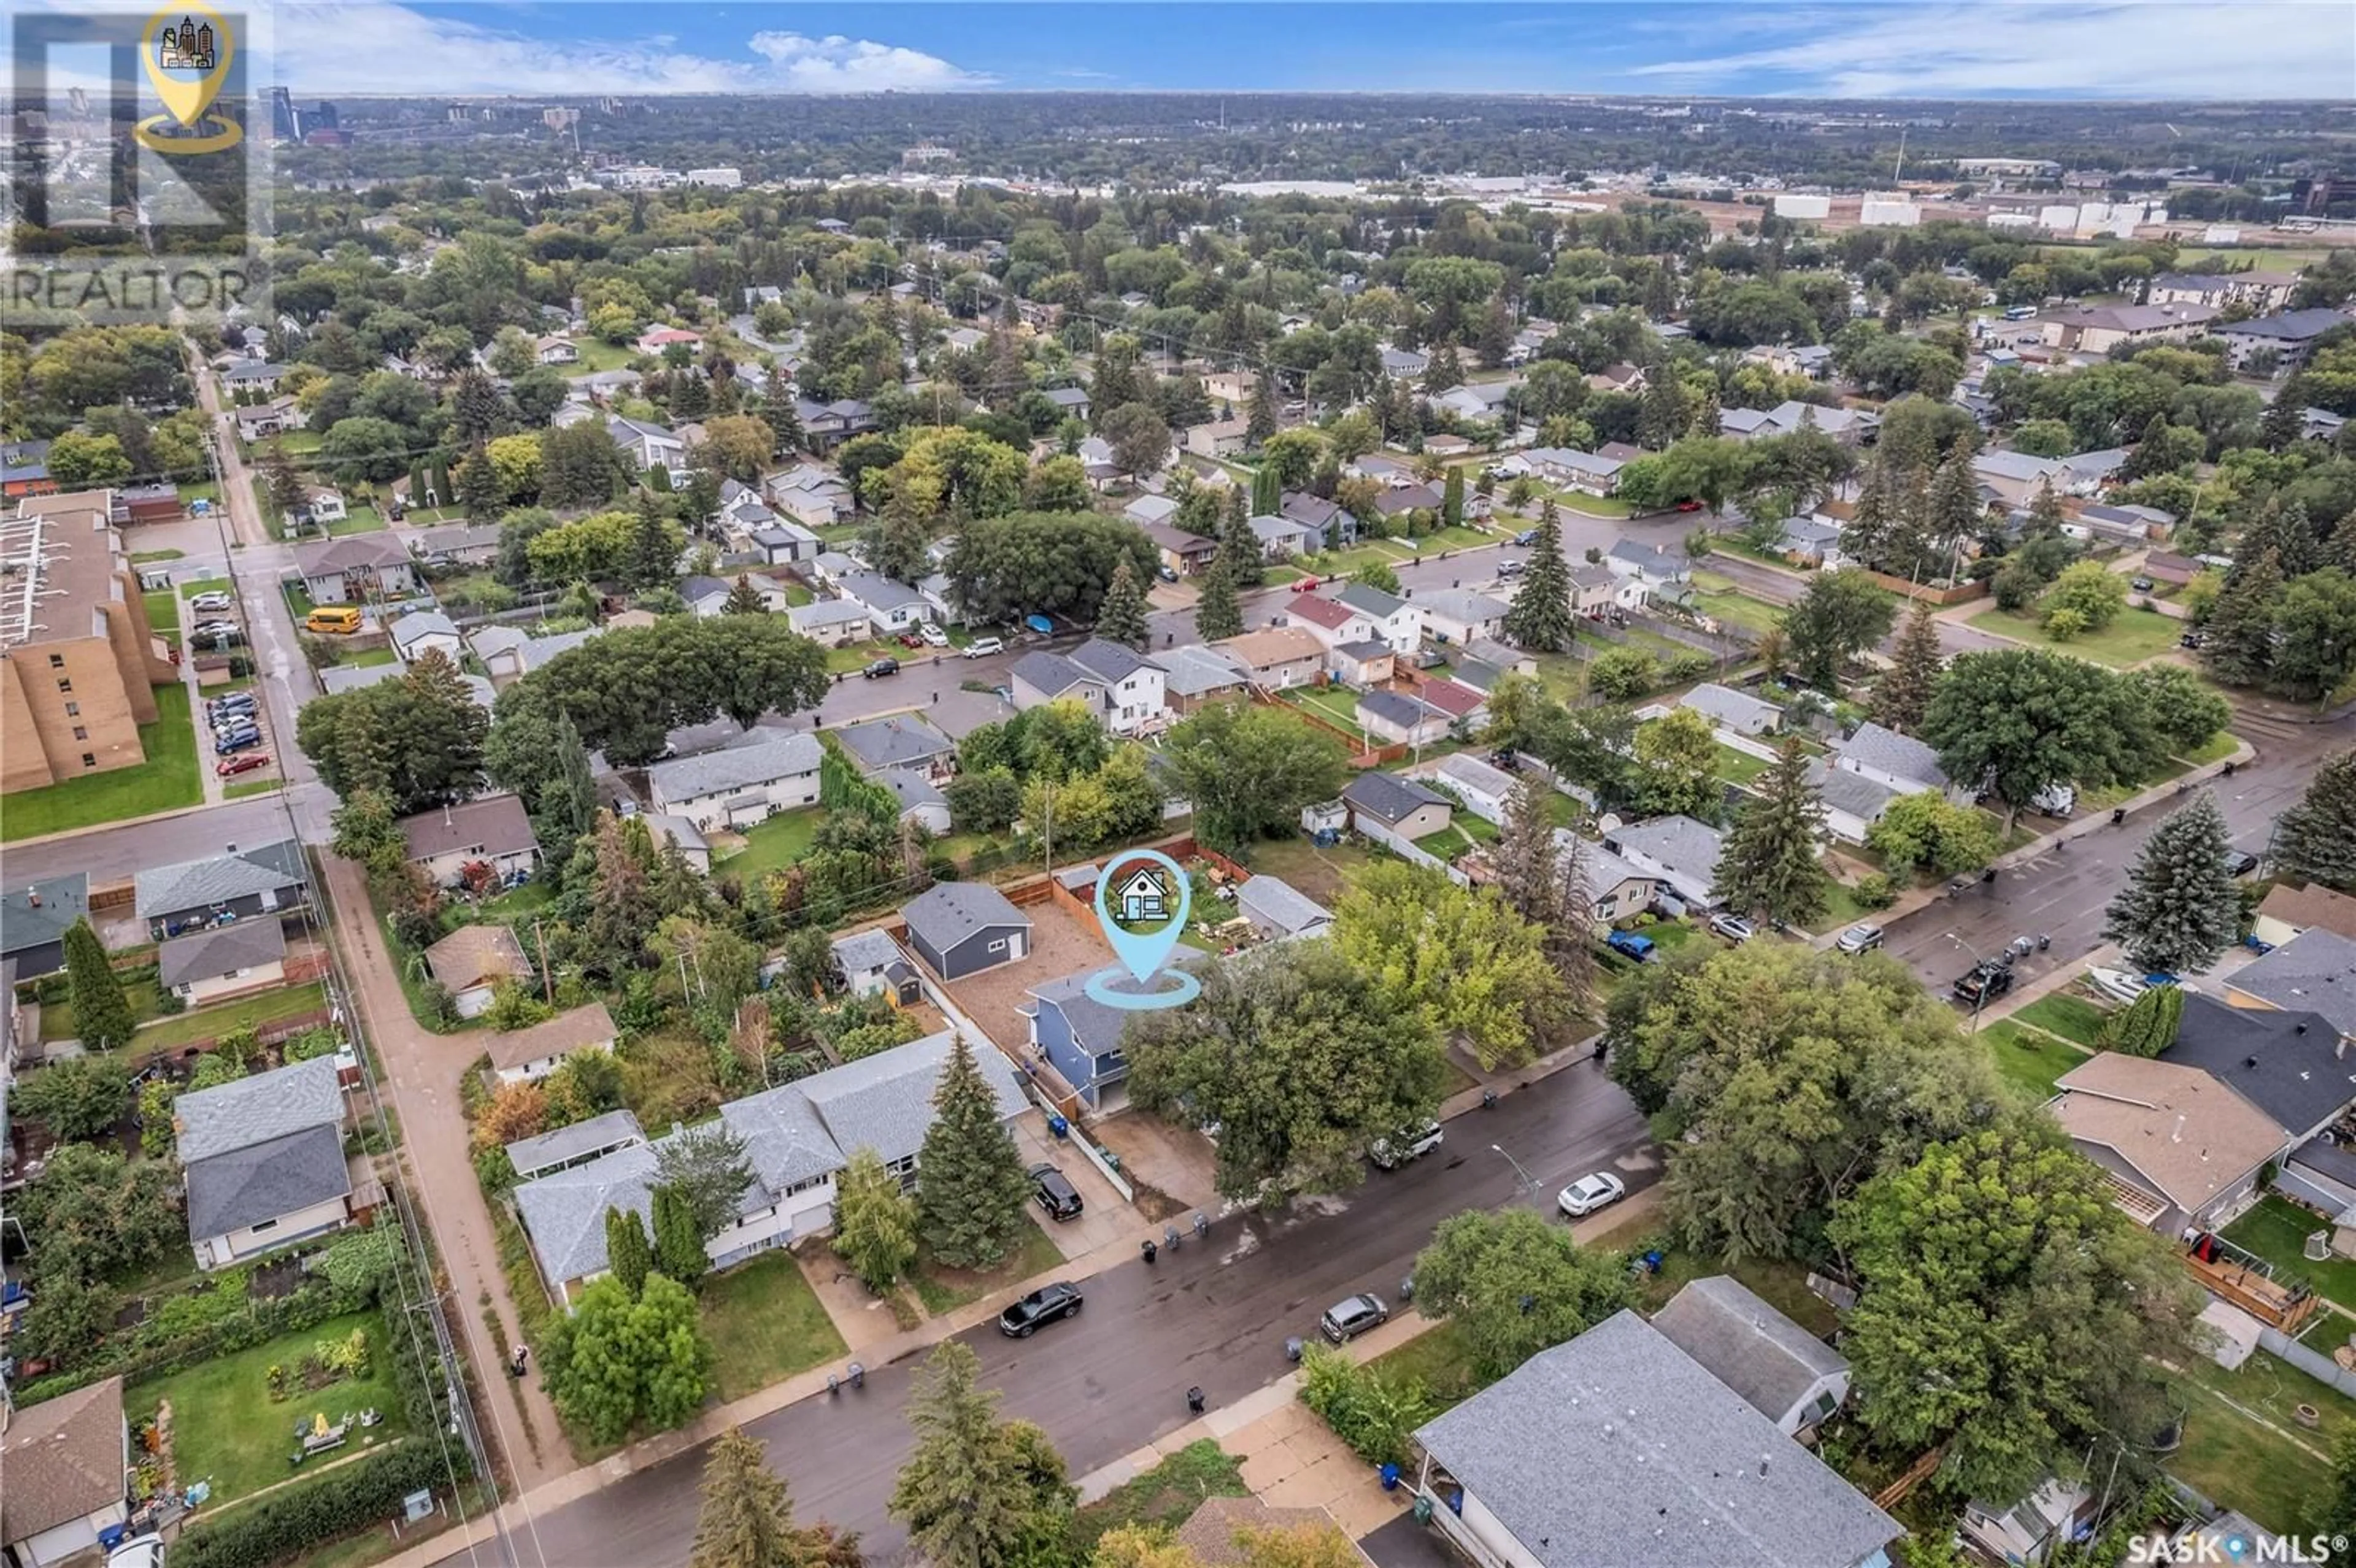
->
1093 848 1191 984
142 2 234 129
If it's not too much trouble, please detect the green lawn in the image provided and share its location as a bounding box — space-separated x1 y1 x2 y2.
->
1712 741 1772 787
42 977 164 1041
1283 686 1371 739
783 583 815 607
131 1310 410 1505
1800 873 1882 937
571 337 640 372
2168 1360 2336 1534
1 684 201 841
2011 993 2112 1050
2181 729 2241 766
342 647 399 669
716 807 824 881
137 980 329 1051
1689 573 1787 637
1548 490 1638 517
325 505 389 537
824 641 902 675
178 481 221 508
1592 1213 1841 1336
701 1251 848 1403
144 589 182 635
133 549 186 564
909 1224 1068 1316
1370 1320 1487 1412
1977 1020 2088 1105
178 575 231 599
1070 1440 1247 1555
225 779 285 800
1965 605 2184 668
2224 1197 2355 1315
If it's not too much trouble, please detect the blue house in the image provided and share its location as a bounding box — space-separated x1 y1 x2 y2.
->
1022 968 1150 1112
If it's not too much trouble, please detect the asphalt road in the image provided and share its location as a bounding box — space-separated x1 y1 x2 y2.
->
440 1061 1654 1568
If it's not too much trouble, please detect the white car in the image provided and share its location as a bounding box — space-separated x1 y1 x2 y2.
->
2087 966 2147 1005
964 635 1005 658
1369 1123 1444 1170
1557 1172 1627 1218
188 590 233 612
918 623 950 647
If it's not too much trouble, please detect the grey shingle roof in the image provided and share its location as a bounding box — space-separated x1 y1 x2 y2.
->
0 872 91 962
1343 770 1448 824
136 840 307 921
2164 991 2356 1133
176 1055 345 1164
797 1029 1025 1169
293 532 410 577
1417 588 1508 625
389 610 457 650
186 1123 350 1241
831 927 910 977
1011 650 1093 699
1652 1276 1849 1426
157 920 287 990
1236 875 1331 936
487 1002 617 1074
505 1109 645 1180
1607 815 1726 905
648 731 821 804
1806 758 1900 824
1415 1311 1900 1568
835 714 953 772
2230 929 2356 1042
1336 582 1409 619
1836 721 1949 790
1068 637 1157 685
902 882 1031 953
1680 682 1782 734
837 571 926 613
1357 690 1433 730
880 768 947 815
1158 644 1246 697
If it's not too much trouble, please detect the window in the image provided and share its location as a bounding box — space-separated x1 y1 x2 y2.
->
81 753 97 769
47 653 63 669
986 939 1006 954
71 726 87 741
55 677 71 693
63 701 78 717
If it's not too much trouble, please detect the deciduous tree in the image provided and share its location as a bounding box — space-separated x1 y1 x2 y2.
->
1920 650 2157 829
1630 707 1719 818
11 1055 129 1142
1160 702 1349 852
833 1148 918 1293
1333 862 1568 1070
543 1272 712 1443
1413 1209 1633 1381
1780 569 1898 690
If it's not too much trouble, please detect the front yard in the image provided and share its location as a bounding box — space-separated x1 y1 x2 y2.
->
701 1251 848 1403
131 1309 410 1506
2009 992 2111 1050
1965 604 2184 668
908 1224 1068 1316
1976 1020 2088 1105
2 684 202 841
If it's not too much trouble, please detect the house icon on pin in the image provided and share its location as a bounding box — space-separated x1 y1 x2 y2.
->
1115 866 1168 921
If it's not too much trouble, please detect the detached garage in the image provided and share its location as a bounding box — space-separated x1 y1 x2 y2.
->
901 883 1032 981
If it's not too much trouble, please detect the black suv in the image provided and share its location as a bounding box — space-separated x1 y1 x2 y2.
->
1028 1163 1084 1221
1952 958 2015 1006
861 657 901 679
998 1282 1083 1337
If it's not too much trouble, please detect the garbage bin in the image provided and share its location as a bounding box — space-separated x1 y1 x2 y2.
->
1380 1464 1401 1492
1047 1114 1069 1140
1412 1496 1435 1525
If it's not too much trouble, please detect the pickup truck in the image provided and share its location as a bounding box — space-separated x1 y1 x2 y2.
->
1605 930 1655 963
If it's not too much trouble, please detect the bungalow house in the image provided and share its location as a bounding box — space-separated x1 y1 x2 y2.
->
831 928 923 1007
787 597 874 647
1123 494 1181 528
1342 770 1453 844
767 464 858 529
1022 967 1149 1112
0 872 93 978
135 839 309 942
901 882 1032 980
1157 642 1249 713
536 336 580 365
2160 992 2356 1147
487 1002 618 1087
1379 345 1430 380
177 1056 358 1270
1805 758 1901 845
835 713 957 778
1 1378 130 1568
409 521 504 567
388 610 462 664
1410 1312 1901 1568
1043 386 1091 421
1326 639 1396 687
606 415 687 475
1336 582 1422 655
1418 588 1509 647
2253 883 2356 951
2049 1052 2286 1234
1414 676 1489 731
1358 689 1450 747
880 769 953 836
1431 752 1516 824
1652 1275 1850 1437
836 571 934 633
218 358 288 393
2139 550 2203 589
680 574 785 617
1280 491 1356 551
424 923 535 1020
647 731 823 832
1373 484 1443 526
1511 447 1623 496
1567 834 1657 925
635 326 703 355
293 532 417 604
2073 502 2175 544
1605 539 1692 590
1142 523 1220 578
1777 515 1852 570
1679 682 1781 739
1212 626 1326 690
2223 929 2356 1050
1604 815 1725 912
1185 418 1250 459
1250 513 1320 560
506 1110 645 1183
514 1029 1026 1303
1236 876 1334 942
1349 453 1417 486
157 920 288 1007
1833 721 1965 803
399 794 539 888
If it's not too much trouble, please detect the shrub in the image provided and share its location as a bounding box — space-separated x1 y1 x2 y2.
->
155 988 188 1015
172 1443 451 1568
1296 1343 1434 1469
1852 873 1896 910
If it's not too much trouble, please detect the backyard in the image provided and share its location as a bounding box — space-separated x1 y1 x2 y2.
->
1228 834 1379 906
1965 604 2184 668
131 1309 410 1505
701 1251 848 1403
1 684 202 841
1688 572 1787 638
2224 1197 2356 1316
131 980 329 1054
1281 685 1371 740
2167 1349 2352 1532
714 807 824 882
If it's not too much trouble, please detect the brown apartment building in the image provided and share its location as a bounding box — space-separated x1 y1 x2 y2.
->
1 490 177 793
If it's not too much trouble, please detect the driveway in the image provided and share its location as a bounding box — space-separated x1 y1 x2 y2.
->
1011 1114 1136 1259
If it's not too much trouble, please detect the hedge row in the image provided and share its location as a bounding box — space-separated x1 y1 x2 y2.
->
13 1275 361 1405
174 1441 450 1568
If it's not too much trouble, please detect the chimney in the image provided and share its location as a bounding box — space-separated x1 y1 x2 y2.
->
26 890 39 908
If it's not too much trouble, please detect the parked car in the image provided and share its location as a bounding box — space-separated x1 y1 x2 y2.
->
1604 930 1655 963
2178 630 2207 650
919 623 950 647
2223 849 2260 877
214 728 264 755
1028 1163 1084 1221
190 621 244 644
964 636 1005 658
1157 565 1180 583
1369 1122 1444 1170
1557 1172 1628 1218
1319 1293 1390 1344
1293 577 1320 592
207 694 257 718
1513 529 1541 547
1707 913 1756 943
1952 958 2015 1006
1674 499 1703 512
1834 923 1885 955
997 1282 1084 1338
895 632 923 649
188 590 233 612
2130 576 2155 593
215 751 271 777
861 657 901 679
1495 559 1527 580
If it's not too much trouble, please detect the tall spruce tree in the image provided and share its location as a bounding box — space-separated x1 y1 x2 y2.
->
889 1342 1072 1568
650 1184 707 1286
458 440 503 521
2238 499 2320 580
1842 452 1903 572
723 574 768 615
261 438 304 523
1250 461 1282 519
914 1035 1033 1268
1870 599 1945 733
1095 558 1150 650
2274 747 2356 894
761 367 803 456
605 1206 652 1297
1502 499 1574 652
1712 739 1833 930
1550 828 1598 1015
1492 775 1565 931
628 493 680 590
1219 491 1265 589
62 917 134 1050
2101 791 2241 975
1244 375 1277 448
1441 466 1465 528
1193 553 1244 642
2203 548 2286 688
2263 377 2309 452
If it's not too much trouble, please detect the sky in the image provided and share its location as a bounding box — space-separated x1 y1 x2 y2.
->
11 1 2353 101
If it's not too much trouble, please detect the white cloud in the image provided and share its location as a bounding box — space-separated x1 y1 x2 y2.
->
259 2 981 96
1630 3 2350 99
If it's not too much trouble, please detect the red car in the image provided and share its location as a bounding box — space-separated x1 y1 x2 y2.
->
1674 499 1704 512
215 752 271 777
1293 575 1320 591
896 632 924 649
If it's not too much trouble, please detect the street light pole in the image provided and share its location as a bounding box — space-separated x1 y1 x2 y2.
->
1945 930 1989 1034
1492 1143 1543 1206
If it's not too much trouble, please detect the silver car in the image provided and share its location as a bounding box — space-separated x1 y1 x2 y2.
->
1319 1293 1390 1343
1835 924 1885 954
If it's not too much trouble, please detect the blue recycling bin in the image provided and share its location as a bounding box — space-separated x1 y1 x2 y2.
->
1380 1464 1401 1492
1048 1113 1070 1139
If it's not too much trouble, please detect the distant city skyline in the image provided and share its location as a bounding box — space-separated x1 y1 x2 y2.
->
250 1 2346 101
